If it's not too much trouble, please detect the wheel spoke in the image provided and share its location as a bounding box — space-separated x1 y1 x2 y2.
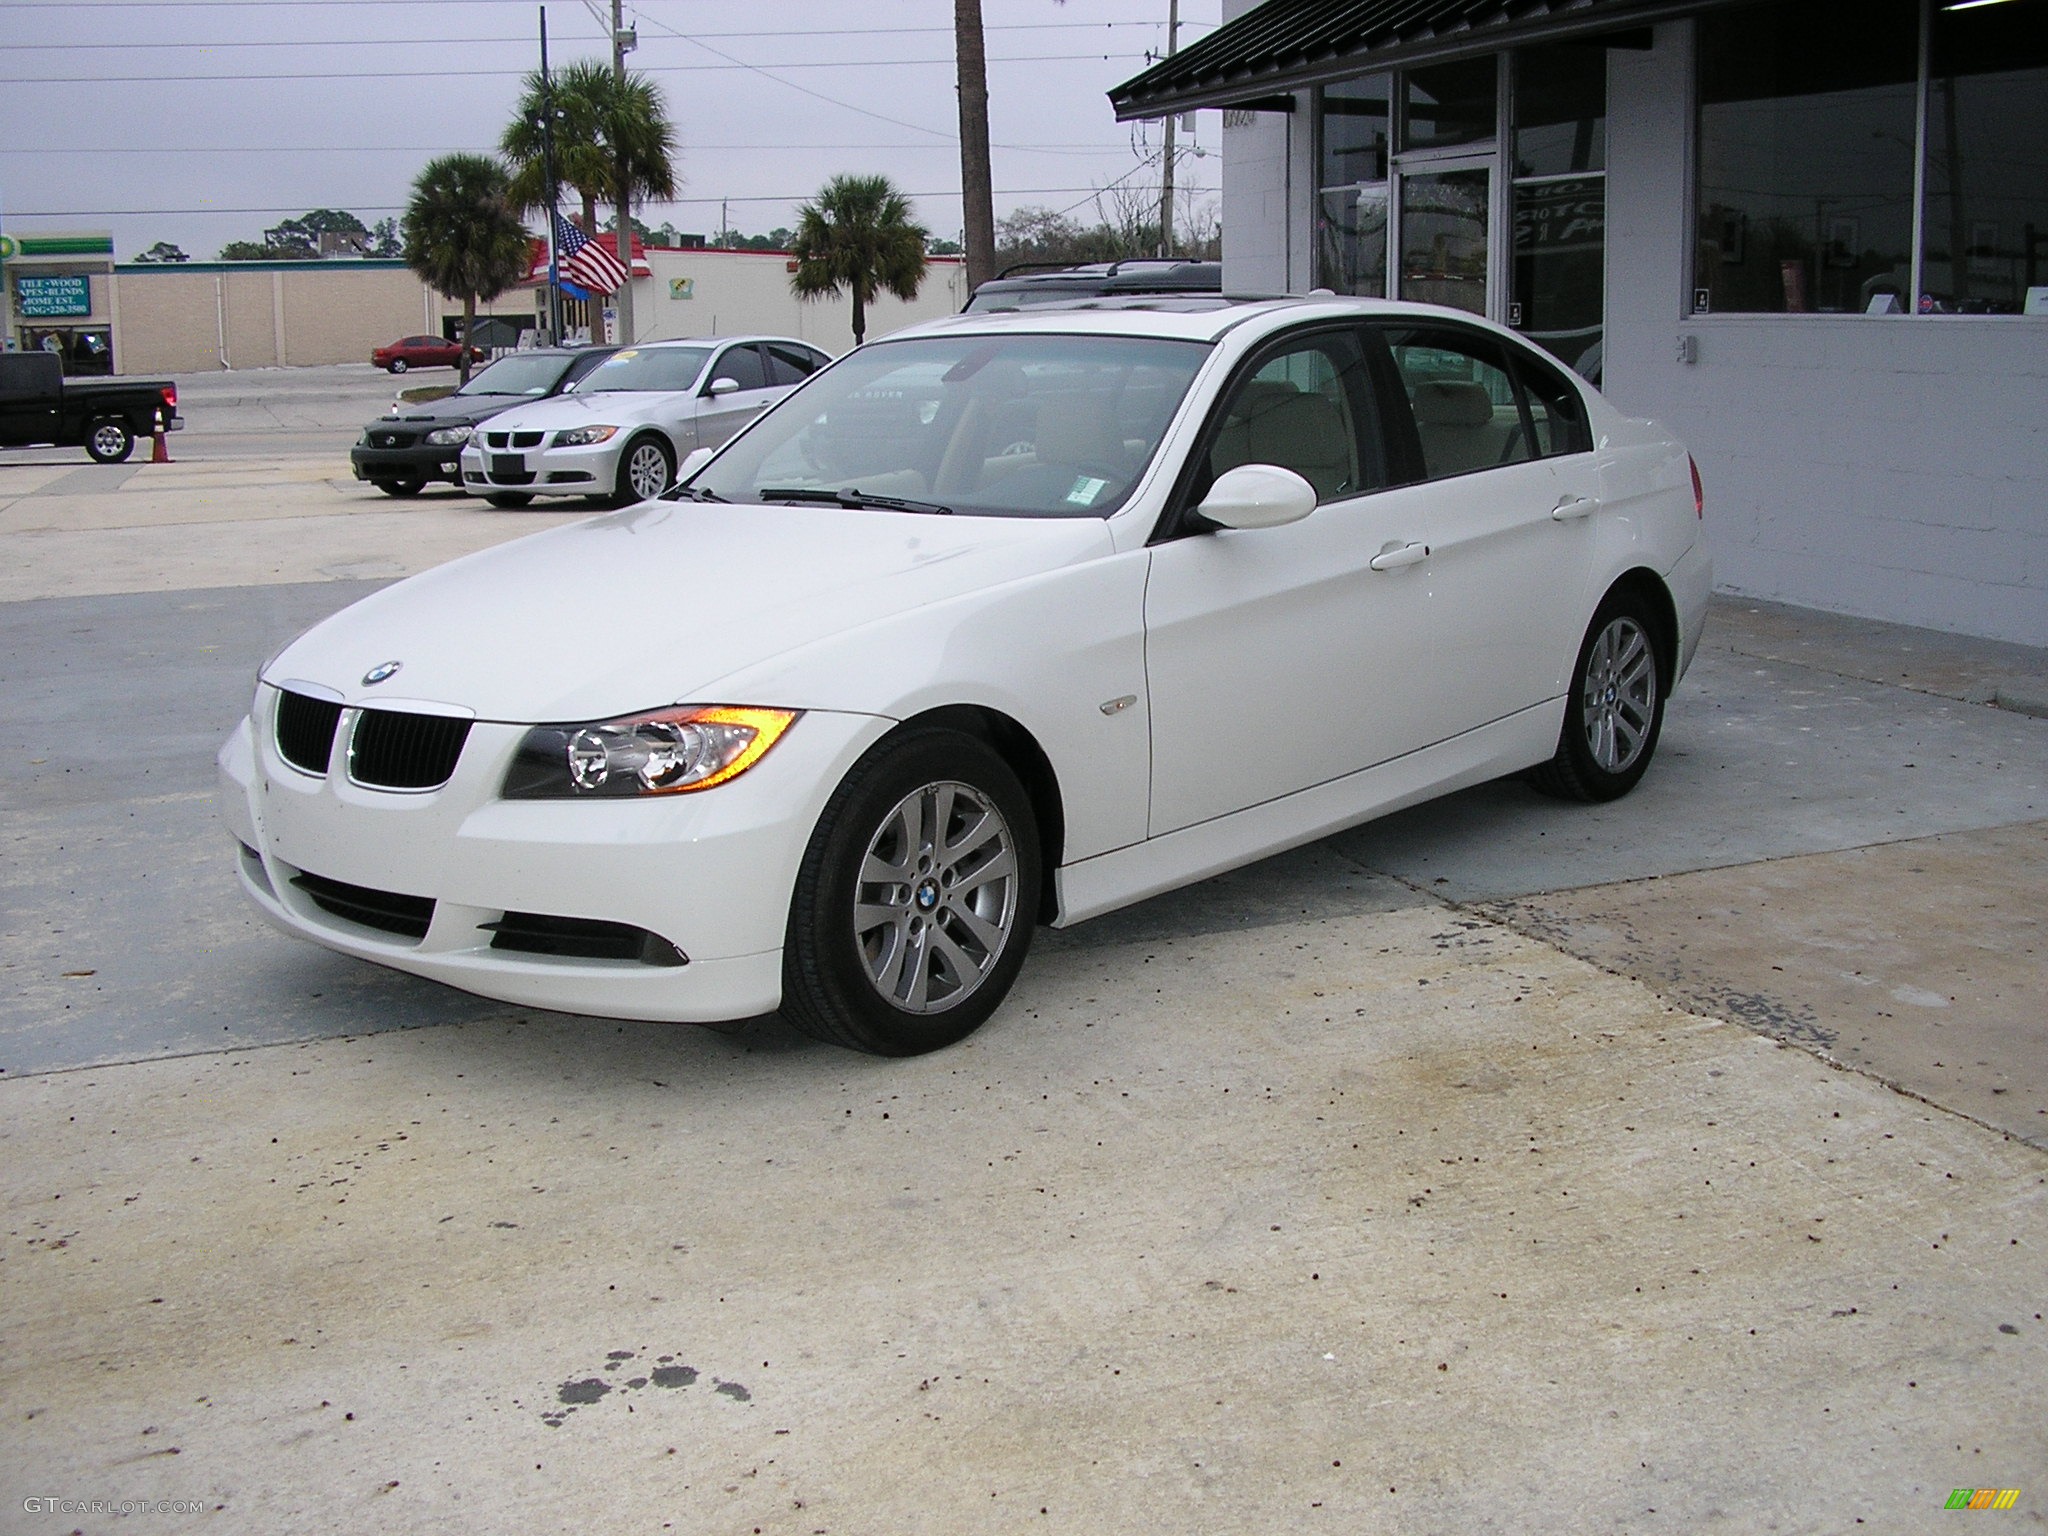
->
941 803 1002 865
926 925 981 992
853 900 902 934
948 902 1008 958
901 925 935 1009
952 846 1016 901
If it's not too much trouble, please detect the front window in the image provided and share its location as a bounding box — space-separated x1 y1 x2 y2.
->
1924 0 2048 314
573 345 710 393
687 333 1213 519
457 353 574 396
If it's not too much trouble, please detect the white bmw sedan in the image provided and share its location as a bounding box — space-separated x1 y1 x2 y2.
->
220 297 1710 1056
457 335 832 507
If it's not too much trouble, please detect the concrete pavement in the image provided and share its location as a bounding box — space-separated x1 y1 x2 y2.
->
2 387 2043 1533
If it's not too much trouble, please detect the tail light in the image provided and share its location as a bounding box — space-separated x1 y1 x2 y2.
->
1688 454 1704 518
160 383 178 410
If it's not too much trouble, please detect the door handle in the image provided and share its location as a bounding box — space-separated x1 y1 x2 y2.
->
1368 541 1429 571
1551 495 1598 521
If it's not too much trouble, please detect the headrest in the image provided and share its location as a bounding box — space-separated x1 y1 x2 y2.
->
1410 380 1496 429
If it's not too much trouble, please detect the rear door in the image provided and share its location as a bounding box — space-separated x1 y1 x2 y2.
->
1369 320 1594 729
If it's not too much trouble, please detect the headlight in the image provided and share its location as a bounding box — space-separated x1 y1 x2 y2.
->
467 427 487 449
552 425 619 448
425 425 471 446
502 705 799 799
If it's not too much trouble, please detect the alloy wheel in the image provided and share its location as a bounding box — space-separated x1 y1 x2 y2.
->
1580 616 1658 774
853 780 1019 1014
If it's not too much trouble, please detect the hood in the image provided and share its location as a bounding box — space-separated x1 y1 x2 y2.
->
372 391 540 430
264 501 1112 722
465 391 680 434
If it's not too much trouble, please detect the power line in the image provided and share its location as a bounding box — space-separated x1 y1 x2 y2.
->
4 54 1144 84
0 142 1141 156
10 186 1199 217
11 20 1206 48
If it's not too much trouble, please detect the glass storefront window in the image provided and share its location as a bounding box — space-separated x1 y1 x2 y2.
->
1400 168 1490 315
1925 2 2048 314
1512 45 1608 381
1514 43 1606 177
1403 58 1498 151
1318 186 1391 298
1318 75 1392 297
1321 73 1391 186
1696 0 1920 314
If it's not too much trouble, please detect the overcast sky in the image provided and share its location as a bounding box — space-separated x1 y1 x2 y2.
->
0 0 1223 261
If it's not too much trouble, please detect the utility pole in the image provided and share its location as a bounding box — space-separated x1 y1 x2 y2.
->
610 0 636 346
1156 0 1180 259
539 6 563 345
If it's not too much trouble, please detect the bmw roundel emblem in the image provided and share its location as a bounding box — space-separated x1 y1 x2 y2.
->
362 660 403 686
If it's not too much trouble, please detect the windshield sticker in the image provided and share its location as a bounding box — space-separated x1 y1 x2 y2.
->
1065 476 1109 506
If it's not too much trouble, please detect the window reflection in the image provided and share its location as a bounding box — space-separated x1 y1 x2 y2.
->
1925 3 2048 313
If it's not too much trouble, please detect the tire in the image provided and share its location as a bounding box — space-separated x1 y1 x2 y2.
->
782 727 1042 1056
376 479 425 498
484 491 535 509
1528 589 1669 803
85 419 134 464
615 435 674 504
388 358 408 374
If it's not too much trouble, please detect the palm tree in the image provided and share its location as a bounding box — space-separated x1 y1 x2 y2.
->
501 60 678 241
402 154 532 385
789 175 930 348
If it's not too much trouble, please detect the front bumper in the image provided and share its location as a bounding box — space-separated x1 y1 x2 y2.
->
459 439 624 500
351 443 466 486
217 695 892 1023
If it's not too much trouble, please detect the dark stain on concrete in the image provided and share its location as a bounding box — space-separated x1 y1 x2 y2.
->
538 1351 735 1427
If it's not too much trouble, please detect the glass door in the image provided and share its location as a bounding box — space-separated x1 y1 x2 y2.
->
1397 158 1492 316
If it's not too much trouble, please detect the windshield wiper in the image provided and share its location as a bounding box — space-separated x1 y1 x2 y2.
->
667 484 727 502
756 486 954 515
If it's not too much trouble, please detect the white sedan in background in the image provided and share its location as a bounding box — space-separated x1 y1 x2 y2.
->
458 334 832 507
221 296 1710 1057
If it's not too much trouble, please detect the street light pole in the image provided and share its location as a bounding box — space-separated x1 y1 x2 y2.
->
611 0 636 346
1157 0 1180 259
539 5 563 345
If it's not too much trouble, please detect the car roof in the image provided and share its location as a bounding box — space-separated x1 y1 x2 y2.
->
613 335 815 349
884 295 1532 347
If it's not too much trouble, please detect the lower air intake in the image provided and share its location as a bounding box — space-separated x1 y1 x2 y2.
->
485 912 687 966
291 870 434 941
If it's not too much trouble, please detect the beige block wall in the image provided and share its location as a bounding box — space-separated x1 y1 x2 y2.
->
112 263 450 375
278 267 436 367
107 250 969 376
636 250 968 354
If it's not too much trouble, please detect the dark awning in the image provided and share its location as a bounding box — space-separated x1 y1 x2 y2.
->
1110 0 1715 119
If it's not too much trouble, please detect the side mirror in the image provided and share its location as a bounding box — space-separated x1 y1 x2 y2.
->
678 446 716 481
1196 463 1318 530
706 376 741 397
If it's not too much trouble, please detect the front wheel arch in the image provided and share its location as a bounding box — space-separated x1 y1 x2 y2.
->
898 705 1065 925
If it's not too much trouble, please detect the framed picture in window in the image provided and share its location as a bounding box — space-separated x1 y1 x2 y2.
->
1827 217 1860 268
1719 210 1745 265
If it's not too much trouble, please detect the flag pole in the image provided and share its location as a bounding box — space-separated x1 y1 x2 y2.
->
539 5 564 344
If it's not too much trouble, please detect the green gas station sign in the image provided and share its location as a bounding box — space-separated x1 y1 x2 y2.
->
16 275 92 317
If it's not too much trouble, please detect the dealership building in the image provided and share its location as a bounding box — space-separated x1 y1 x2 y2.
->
1114 0 2047 645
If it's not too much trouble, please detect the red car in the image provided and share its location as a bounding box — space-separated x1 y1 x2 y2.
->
370 335 488 373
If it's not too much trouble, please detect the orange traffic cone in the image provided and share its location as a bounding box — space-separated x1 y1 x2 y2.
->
150 424 172 464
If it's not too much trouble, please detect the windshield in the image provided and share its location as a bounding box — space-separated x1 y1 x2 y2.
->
455 353 576 397
688 333 1211 519
571 346 710 394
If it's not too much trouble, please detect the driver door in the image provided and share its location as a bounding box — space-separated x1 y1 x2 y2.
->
1143 326 1442 836
692 342 779 450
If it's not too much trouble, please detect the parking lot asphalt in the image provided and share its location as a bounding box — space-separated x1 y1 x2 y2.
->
2 374 2044 1533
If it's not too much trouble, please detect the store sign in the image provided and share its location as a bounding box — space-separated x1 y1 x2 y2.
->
16 275 91 318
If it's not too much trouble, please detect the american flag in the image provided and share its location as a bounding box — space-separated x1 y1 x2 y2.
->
553 213 628 295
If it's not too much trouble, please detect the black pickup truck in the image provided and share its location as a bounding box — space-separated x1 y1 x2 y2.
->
0 351 182 463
